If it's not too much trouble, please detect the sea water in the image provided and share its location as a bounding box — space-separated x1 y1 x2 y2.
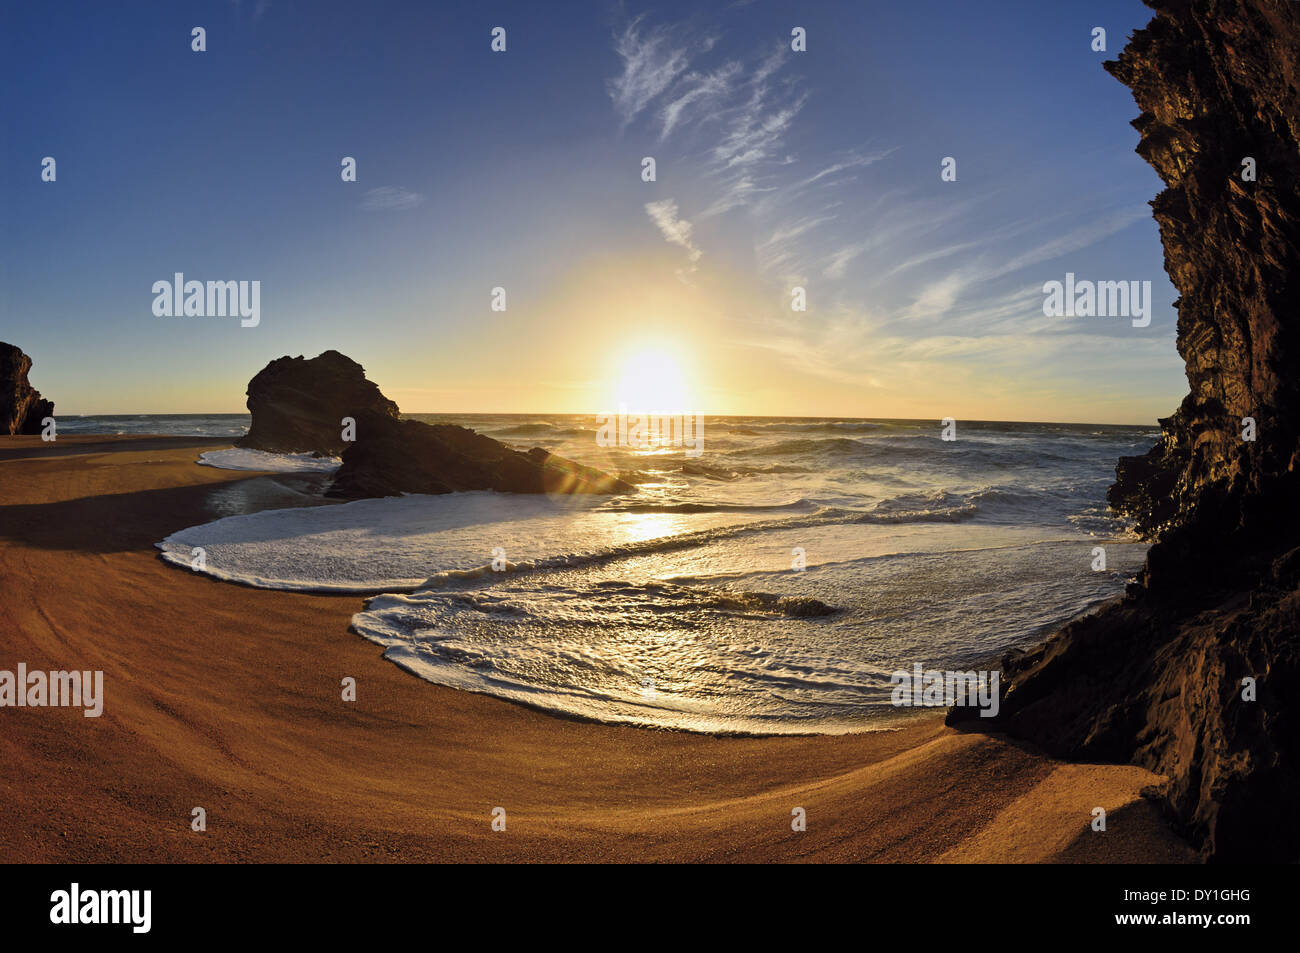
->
127 413 1153 734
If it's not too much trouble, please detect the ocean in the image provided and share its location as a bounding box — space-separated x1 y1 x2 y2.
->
64 412 1155 735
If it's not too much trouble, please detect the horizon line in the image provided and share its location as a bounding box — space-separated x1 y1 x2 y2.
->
49 410 1163 429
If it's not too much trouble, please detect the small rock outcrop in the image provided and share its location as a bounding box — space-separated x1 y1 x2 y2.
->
951 0 1300 863
328 410 633 498
1 342 55 436
236 350 399 454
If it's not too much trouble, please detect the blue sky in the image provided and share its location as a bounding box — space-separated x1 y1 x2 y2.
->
1 0 1183 422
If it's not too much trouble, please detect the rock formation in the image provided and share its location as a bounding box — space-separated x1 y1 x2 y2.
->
328 410 633 498
237 350 630 498
950 0 1300 862
0 342 55 436
237 350 400 454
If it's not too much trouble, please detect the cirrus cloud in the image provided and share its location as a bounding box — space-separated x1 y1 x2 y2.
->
360 186 425 212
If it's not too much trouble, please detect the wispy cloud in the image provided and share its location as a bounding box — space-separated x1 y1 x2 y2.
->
606 19 817 222
229 0 268 22
607 17 711 129
756 212 839 274
360 186 424 212
659 61 741 139
891 205 1153 322
701 48 809 218
791 149 896 192
992 205 1151 279
605 17 895 288
644 199 702 269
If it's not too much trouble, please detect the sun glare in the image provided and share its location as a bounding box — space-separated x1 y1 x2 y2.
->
612 346 692 413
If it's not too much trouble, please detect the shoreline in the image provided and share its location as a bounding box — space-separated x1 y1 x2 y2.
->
0 436 1195 862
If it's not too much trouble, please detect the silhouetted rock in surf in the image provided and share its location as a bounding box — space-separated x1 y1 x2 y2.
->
0 342 55 436
327 410 634 499
950 0 1300 862
235 351 630 498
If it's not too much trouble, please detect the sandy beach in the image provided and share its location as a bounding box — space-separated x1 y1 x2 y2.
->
0 436 1195 863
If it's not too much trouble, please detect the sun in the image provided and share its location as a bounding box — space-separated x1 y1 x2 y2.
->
611 346 693 413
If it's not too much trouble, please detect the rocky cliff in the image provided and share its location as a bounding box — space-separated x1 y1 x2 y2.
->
0 342 55 436
950 0 1300 862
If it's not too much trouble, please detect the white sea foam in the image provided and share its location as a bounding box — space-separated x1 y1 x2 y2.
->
347 533 1149 734
196 448 342 473
156 491 768 592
